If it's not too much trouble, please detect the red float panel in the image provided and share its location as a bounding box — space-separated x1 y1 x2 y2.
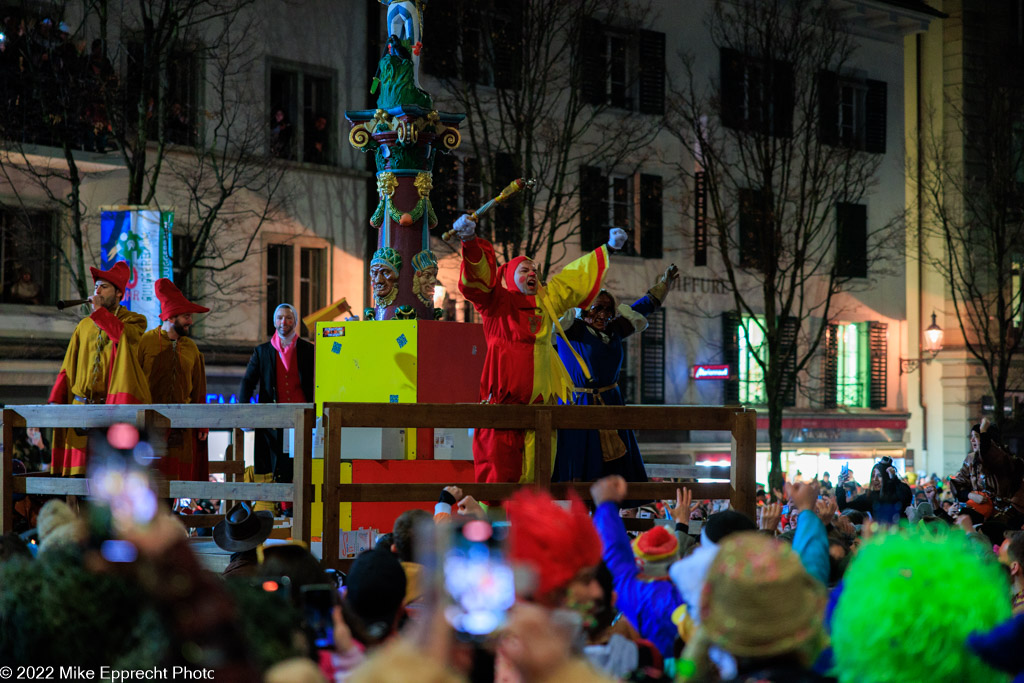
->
350 459 476 532
416 320 486 403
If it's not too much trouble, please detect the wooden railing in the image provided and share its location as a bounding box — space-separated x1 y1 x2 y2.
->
319 403 757 569
2 402 757 568
1 404 316 543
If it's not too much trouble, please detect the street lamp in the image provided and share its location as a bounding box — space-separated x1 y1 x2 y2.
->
900 311 943 375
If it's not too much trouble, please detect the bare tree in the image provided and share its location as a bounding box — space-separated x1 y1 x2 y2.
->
668 0 901 491
917 70 1024 429
424 0 665 276
0 0 283 302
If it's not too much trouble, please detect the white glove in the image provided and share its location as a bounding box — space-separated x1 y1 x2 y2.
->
608 227 628 251
453 214 477 241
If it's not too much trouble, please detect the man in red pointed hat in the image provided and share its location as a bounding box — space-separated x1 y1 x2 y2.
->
48 261 152 476
137 278 211 481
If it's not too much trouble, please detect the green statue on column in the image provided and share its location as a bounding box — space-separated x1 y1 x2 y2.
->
346 0 464 321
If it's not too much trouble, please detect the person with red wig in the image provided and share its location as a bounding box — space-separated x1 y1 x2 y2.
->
49 261 151 475
453 213 627 483
501 488 615 682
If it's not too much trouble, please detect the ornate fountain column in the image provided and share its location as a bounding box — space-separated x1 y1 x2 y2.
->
346 0 464 321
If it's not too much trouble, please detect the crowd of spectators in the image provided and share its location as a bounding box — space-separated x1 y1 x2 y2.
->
4 420 1024 681
0 13 193 153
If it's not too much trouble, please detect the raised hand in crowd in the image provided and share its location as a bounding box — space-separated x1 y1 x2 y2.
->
760 501 783 533
786 480 819 513
457 495 486 519
815 496 838 526
443 485 463 500
670 486 694 526
590 474 628 506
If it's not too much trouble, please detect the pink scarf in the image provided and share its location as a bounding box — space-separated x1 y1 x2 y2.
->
270 331 298 372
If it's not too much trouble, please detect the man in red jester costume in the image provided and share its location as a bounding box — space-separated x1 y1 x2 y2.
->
454 213 628 483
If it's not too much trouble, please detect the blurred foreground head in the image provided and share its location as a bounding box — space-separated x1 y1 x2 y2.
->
506 489 601 607
831 526 1010 683
682 531 826 679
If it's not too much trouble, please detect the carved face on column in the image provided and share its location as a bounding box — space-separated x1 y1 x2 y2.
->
410 249 439 307
370 247 402 309
412 266 438 305
370 263 399 307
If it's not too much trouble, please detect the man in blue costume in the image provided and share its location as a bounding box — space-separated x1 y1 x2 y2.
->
553 264 678 483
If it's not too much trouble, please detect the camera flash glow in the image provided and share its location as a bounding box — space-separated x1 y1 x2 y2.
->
107 422 140 450
463 520 492 543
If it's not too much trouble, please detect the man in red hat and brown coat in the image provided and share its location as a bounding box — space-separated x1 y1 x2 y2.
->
138 278 211 481
49 261 152 476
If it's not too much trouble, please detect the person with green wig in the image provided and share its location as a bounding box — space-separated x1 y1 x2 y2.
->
830 526 1011 683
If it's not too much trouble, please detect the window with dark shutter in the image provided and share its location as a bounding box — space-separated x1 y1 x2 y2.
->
493 0 524 89
640 174 663 259
432 153 459 232
462 5 483 85
722 311 741 404
266 244 293 336
771 60 794 138
817 70 840 146
779 316 798 407
578 20 664 113
579 18 606 105
720 48 744 130
0 207 57 306
580 166 608 251
822 323 838 409
464 157 482 213
423 0 459 78
739 188 769 269
868 321 887 409
719 48 793 137
494 152 522 244
637 29 665 115
864 79 887 154
641 308 665 404
836 202 868 279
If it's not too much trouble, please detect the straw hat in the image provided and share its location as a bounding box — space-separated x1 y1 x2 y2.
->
698 531 826 658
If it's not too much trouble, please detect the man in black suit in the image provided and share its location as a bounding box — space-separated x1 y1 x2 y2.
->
239 303 314 483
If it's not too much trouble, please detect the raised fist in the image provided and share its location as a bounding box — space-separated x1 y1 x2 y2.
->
453 214 477 241
650 263 680 302
608 227 628 251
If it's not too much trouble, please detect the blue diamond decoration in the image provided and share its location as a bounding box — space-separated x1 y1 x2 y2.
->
331 341 342 354
396 334 408 348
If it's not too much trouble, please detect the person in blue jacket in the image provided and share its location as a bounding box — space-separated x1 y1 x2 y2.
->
590 475 831 663
553 264 679 483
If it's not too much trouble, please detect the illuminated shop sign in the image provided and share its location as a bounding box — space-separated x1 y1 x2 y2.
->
691 364 731 380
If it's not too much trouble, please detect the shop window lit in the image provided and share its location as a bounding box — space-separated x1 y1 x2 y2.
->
738 315 767 404
836 322 869 408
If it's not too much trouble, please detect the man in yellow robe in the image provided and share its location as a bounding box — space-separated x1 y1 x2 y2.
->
49 261 152 476
138 278 211 481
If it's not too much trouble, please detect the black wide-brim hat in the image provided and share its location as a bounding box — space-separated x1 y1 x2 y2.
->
213 502 274 552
